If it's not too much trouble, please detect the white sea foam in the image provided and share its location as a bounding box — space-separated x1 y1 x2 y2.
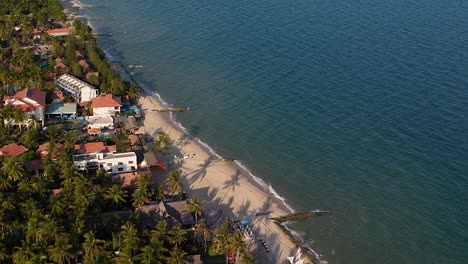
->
283 224 328 264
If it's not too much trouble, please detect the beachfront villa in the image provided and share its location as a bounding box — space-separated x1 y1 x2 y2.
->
4 88 46 123
73 142 137 173
91 93 122 117
73 151 137 173
55 73 98 102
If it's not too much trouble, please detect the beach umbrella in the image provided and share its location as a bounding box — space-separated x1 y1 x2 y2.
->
79 116 85 120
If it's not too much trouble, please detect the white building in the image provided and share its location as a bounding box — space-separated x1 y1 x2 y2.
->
91 94 122 117
73 151 137 174
87 116 114 129
4 88 46 123
55 74 98 102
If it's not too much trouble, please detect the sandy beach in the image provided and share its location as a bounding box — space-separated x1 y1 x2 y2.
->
138 94 316 264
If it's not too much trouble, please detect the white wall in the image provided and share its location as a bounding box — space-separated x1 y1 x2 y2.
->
93 107 117 117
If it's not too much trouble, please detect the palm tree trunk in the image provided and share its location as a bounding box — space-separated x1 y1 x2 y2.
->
235 249 240 264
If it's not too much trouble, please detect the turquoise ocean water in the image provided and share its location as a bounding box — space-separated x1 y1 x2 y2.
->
68 0 468 263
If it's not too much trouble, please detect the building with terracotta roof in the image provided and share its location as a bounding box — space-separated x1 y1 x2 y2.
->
4 88 46 122
47 28 71 37
78 60 90 72
55 74 98 102
0 143 29 157
86 71 99 79
91 94 122 117
36 142 64 159
74 142 116 154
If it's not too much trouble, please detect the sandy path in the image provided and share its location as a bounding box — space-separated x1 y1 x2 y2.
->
138 95 314 264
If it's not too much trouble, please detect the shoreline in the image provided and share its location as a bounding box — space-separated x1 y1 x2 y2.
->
62 1 321 263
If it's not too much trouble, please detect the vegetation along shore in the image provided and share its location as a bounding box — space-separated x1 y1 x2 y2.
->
0 0 321 263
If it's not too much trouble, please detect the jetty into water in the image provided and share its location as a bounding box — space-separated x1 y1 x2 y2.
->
269 209 331 222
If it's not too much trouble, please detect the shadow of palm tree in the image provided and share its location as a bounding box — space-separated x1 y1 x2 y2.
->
220 170 241 201
185 156 214 185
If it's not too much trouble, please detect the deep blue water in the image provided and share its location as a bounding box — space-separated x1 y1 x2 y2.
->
69 0 468 262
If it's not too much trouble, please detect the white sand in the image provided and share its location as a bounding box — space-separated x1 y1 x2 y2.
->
138 94 316 264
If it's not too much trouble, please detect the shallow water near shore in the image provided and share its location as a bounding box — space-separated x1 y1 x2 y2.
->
65 0 468 263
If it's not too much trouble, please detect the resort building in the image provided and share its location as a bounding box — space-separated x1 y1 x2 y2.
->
55 74 98 102
47 28 71 37
4 88 46 122
91 94 122 117
45 103 77 119
0 143 28 158
73 151 137 174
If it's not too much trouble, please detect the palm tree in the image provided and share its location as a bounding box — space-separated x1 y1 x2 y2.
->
131 188 150 208
0 242 7 261
154 131 171 152
195 219 210 252
12 242 35 264
82 231 105 263
154 185 165 201
165 247 189 264
104 184 128 208
215 222 232 264
136 173 151 190
135 242 166 264
166 171 182 195
48 236 74 264
0 174 12 190
229 230 248 264
49 196 65 216
0 104 13 128
150 220 168 243
186 195 205 224
12 108 27 132
168 226 187 248
120 222 140 256
2 157 25 182
110 131 131 152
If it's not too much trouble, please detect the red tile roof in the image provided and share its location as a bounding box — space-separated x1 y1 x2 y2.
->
91 94 122 108
74 142 116 154
78 60 89 69
0 143 29 157
10 88 46 108
47 28 71 34
86 72 99 79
